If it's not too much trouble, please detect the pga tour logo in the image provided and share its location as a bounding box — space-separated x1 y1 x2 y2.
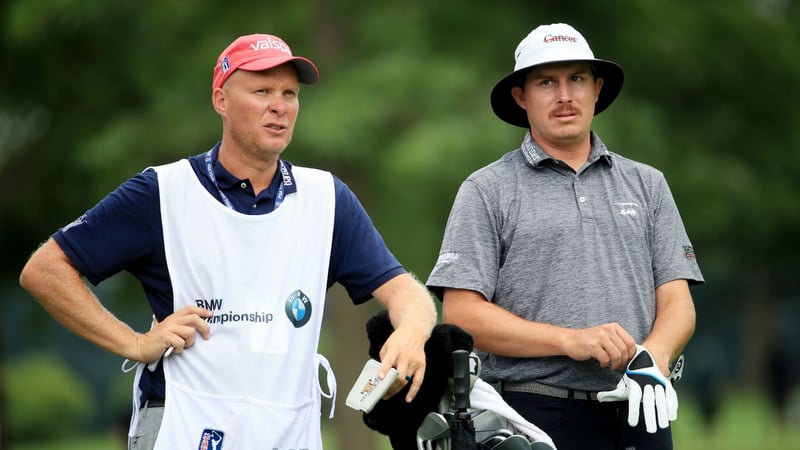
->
198 428 224 450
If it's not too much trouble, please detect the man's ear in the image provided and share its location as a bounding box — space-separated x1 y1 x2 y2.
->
594 77 604 104
212 88 227 115
511 86 528 111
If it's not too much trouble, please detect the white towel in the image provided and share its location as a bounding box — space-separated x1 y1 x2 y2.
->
469 378 558 449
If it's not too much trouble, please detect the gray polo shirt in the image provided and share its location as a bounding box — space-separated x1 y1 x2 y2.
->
426 131 704 391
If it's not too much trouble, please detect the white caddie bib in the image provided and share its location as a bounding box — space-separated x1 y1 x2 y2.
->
138 159 335 449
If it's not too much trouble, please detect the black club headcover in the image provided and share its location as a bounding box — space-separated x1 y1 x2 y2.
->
362 310 473 450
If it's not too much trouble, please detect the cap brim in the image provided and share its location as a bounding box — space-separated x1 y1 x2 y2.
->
490 59 623 128
239 56 320 85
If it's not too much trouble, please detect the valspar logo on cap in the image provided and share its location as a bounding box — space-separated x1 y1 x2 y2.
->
249 37 291 54
221 38 290 76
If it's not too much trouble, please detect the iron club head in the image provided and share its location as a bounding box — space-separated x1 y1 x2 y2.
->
491 434 531 450
417 412 450 450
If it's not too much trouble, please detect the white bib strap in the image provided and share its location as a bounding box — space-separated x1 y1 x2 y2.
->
316 353 337 418
123 315 162 445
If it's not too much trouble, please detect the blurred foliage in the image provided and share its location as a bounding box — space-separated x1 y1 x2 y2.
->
3 354 94 441
2 0 798 286
2 0 800 445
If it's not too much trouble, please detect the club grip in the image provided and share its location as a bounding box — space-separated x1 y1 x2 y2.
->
452 349 470 410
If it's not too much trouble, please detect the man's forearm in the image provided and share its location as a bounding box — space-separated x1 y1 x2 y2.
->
644 279 697 373
374 273 437 336
19 239 139 359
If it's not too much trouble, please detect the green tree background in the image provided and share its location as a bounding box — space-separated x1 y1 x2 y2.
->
1 0 799 448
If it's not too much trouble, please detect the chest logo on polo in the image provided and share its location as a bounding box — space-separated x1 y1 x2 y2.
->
285 289 312 328
614 202 640 217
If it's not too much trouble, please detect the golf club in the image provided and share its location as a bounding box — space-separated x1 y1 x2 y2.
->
451 349 477 449
417 411 450 450
491 434 531 450
473 409 510 442
478 428 513 446
483 435 508 448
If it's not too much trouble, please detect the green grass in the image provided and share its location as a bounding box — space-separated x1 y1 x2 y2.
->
673 390 800 450
9 435 125 450
7 391 800 449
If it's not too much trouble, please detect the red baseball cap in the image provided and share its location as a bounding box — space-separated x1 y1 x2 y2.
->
212 34 319 90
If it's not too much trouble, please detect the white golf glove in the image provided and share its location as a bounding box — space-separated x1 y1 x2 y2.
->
597 345 678 433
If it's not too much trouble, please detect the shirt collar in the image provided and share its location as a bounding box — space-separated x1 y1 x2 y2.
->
520 131 613 169
206 142 298 197
589 132 614 167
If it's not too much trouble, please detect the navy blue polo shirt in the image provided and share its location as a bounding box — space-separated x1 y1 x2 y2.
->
53 142 405 402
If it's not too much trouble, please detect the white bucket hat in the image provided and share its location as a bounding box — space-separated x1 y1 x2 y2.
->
490 23 624 128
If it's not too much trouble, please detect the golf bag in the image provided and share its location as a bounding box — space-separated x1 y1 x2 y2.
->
357 311 556 450
417 350 556 450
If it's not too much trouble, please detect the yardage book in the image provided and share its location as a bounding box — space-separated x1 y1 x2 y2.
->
345 359 399 413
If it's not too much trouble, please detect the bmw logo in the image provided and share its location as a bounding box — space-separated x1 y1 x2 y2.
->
284 290 312 328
